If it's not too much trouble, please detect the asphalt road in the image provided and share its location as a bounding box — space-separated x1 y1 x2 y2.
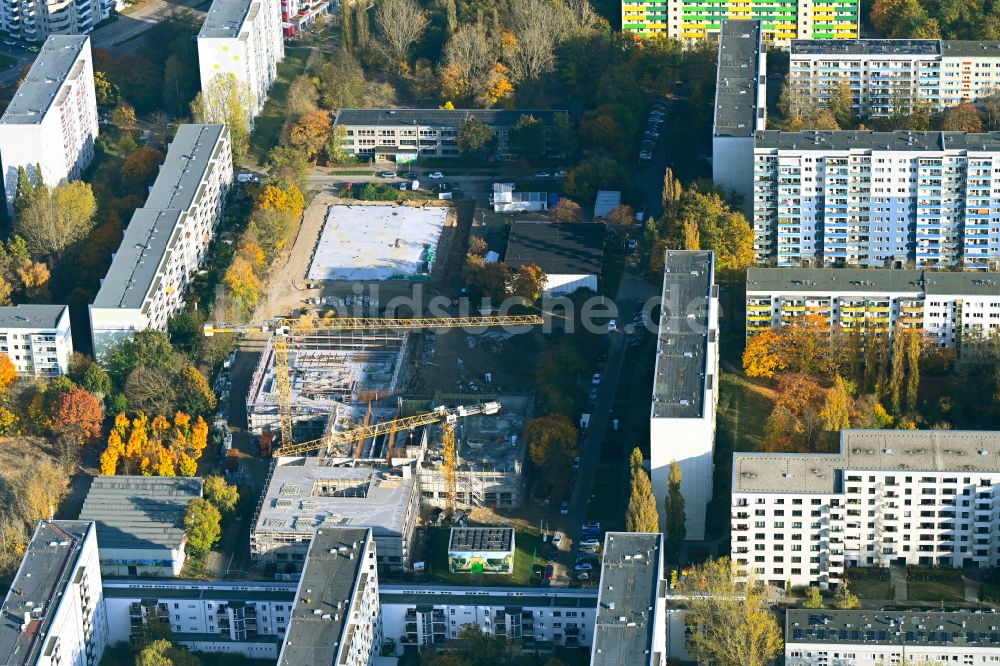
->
0 0 209 86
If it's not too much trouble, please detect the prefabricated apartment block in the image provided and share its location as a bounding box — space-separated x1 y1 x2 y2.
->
732 429 1000 589
198 0 284 118
0 35 97 217
90 124 234 359
0 304 73 377
650 251 719 541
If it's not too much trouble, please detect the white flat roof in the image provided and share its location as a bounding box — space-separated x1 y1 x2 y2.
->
307 204 447 281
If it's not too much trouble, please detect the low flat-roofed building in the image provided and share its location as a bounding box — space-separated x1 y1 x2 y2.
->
0 520 107 666
591 532 666 666
593 190 621 219
650 250 719 540
0 35 98 218
103 579 297 660
447 527 515 574
252 459 418 574
277 527 381 666
90 124 233 360
78 476 204 577
380 584 598 654
786 609 1000 665
733 429 1000 589
0 304 73 377
491 183 548 213
504 221 606 296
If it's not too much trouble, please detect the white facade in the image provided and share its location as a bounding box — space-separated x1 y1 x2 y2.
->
0 35 97 217
0 304 73 377
198 0 284 119
103 580 295 660
543 273 597 295
90 124 233 360
732 430 1000 590
650 251 718 541
753 130 1000 269
789 39 1000 117
745 267 1000 355
381 586 597 653
0 521 108 666
786 609 1000 666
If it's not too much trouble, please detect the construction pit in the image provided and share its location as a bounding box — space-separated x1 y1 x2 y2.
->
307 204 448 282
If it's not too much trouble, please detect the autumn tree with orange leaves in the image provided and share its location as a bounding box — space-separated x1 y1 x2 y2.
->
51 386 103 446
288 110 332 161
99 411 209 477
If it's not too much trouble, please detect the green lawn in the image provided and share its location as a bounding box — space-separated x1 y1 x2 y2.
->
426 527 543 587
717 372 774 453
247 47 311 166
979 580 1000 602
907 579 965 602
847 579 893 600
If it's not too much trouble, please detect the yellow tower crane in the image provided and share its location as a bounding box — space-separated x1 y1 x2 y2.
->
278 401 501 515
203 314 541 448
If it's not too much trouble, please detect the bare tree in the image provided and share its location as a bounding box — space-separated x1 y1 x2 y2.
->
503 0 575 85
373 0 428 71
441 23 498 103
566 0 599 31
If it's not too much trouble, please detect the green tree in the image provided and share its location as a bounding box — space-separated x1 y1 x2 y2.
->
110 101 137 133
525 414 577 500
803 586 824 608
16 181 97 259
835 581 861 609
626 451 658 532
13 165 44 220
510 114 546 161
136 639 202 666
191 74 254 162
550 111 577 157
905 329 921 414
184 498 221 556
456 116 497 159
203 475 239 513
93 71 118 106
825 79 857 129
676 558 783 666
664 460 685 561
890 329 906 416
314 52 366 110
105 330 182 389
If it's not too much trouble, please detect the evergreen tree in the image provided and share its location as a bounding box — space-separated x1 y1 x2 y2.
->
341 0 352 52
664 460 686 562
354 0 369 48
13 166 31 219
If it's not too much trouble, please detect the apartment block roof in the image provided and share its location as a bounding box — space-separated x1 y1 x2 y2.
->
145 124 227 211
1 36 89 125
734 430 1000 494
0 304 67 329
791 38 1000 58
255 459 414 539
334 108 564 128
714 20 763 138
103 580 297 601
0 521 95 666
504 221 606 277
591 532 663 666
92 208 183 310
747 268 1000 296
78 476 203 551
278 527 372 666
448 527 514 552
199 0 257 39
755 129 1000 152
379 584 598 608
787 609 1000 647
652 250 715 419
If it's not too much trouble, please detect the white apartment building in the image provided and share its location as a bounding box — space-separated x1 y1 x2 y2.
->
90 124 233 360
0 35 97 217
103 580 297 660
381 586 598 654
732 429 1000 590
0 521 108 666
745 267 1000 354
0 0 117 45
753 130 1000 269
0 304 73 377
198 0 283 119
789 39 1000 117
277 527 382 666
650 251 719 542
713 20 767 218
333 108 565 162
786 609 1000 666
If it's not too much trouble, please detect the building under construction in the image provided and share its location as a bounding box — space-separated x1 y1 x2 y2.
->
245 328 410 439
251 457 418 575
416 393 532 510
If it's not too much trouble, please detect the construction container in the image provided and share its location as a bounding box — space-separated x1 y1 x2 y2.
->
259 432 274 458
225 448 239 472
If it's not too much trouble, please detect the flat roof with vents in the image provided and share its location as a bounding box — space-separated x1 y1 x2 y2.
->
1 36 89 126
448 527 514 552
746 267 1000 297
734 430 1000 493
756 129 1000 152
0 304 67 329
714 20 764 138
199 0 257 39
787 609 1000 646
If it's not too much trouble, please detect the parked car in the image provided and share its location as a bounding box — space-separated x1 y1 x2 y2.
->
572 456 581 470
573 561 594 572
377 171 397 178
582 521 601 535
588 388 599 402
560 500 570 515
552 532 563 548
554 170 567 178
428 171 445 179
607 319 617 332
580 537 600 549
533 171 551 178
575 571 591 581
403 171 418 178
591 373 602 385
639 151 653 161
544 564 554 580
